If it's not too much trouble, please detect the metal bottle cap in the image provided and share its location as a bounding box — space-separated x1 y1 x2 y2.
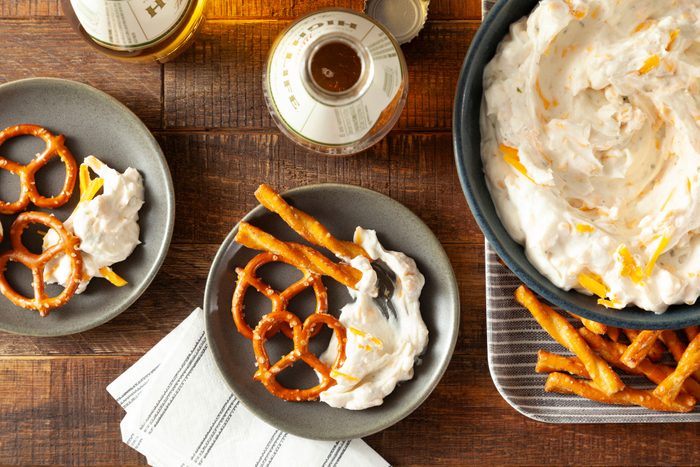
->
365 0 429 44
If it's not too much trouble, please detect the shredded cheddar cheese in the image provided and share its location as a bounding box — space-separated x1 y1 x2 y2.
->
575 224 595 233
666 29 679 51
79 164 89 196
536 79 556 109
597 298 620 308
330 370 359 382
633 20 654 33
661 188 675 211
99 267 128 287
499 144 536 183
617 245 644 284
350 327 382 348
578 272 609 299
564 0 586 19
645 236 669 277
80 178 104 203
638 54 660 75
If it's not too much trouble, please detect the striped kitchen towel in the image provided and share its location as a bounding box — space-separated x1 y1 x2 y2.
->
485 244 700 422
107 308 388 467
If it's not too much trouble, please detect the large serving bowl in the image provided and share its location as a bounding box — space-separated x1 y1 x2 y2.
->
453 0 700 329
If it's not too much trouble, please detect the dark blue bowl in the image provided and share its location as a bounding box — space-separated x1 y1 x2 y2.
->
453 0 700 330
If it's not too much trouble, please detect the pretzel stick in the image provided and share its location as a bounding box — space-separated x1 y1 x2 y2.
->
659 330 686 362
606 326 620 342
657 330 700 383
535 350 588 377
515 286 624 395
623 329 664 362
235 222 362 288
620 330 662 368
544 372 692 413
653 334 700 405
686 326 699 342
568 313 607 335
579 328 699 405
255 184 368 260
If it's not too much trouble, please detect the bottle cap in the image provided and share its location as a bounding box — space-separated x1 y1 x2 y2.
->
365 0 429 44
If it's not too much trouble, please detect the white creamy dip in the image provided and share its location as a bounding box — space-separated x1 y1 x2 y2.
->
319 228 428 410
44 156 144 293
481 0 700 312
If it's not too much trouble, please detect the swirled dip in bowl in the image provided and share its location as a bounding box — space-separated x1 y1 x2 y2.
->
481 0 700 312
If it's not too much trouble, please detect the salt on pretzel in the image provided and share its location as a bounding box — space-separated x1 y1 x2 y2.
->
252 310 347 401
255 184 368 261
0 124 77 214
235 222 362 289
232 252 328 340
0 212 82 315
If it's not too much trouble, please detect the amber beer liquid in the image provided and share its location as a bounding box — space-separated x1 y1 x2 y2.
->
62 0 207 63
263 8 408 155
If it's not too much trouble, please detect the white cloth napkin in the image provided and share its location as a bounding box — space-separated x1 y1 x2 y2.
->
107 308 389 467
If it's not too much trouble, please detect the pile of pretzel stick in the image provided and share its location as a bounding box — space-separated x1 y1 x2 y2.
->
231 184 367 402
516 286 700 412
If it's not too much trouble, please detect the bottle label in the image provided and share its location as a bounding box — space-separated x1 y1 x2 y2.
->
70 0 189 50
266 10 404 146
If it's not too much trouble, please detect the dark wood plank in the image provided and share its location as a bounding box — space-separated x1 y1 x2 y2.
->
0 0 61 17
0 19 162 129
0 355 145 465
158 131 477 245
204 0 480 20
2 0 480 20
366 355 700 466
0 241 483 356
1 354 698 466
205 0 366 19
163 21 475 131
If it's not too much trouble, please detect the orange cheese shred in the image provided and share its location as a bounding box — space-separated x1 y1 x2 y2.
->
666 29 680 51
617 245 644 284
499 144 536 184
638 55 660 75
99 267 128 287
645 236 669 277
578 272 608 299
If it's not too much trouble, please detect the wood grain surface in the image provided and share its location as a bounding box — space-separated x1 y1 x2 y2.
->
0 0 698 466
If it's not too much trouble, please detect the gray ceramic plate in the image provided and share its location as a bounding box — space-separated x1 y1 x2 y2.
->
0 78 174 336
204 184 459 440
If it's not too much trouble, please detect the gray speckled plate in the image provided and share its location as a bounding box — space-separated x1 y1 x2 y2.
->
0 78 174 336
204 184 459 440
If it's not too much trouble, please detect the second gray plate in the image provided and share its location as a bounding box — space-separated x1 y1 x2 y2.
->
0 78 174 336
204 184 460 440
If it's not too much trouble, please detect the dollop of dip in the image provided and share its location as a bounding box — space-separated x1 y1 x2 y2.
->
481 0 700 312
44 156 144 293
319 228 428 410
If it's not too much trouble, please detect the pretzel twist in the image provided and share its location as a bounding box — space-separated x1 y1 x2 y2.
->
0 124 77 214
235 222 362 288
232 252 328 340
0 212 83 316
252 310 347 402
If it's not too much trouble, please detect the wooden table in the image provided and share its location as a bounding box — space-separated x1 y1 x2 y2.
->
0 1 698 465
